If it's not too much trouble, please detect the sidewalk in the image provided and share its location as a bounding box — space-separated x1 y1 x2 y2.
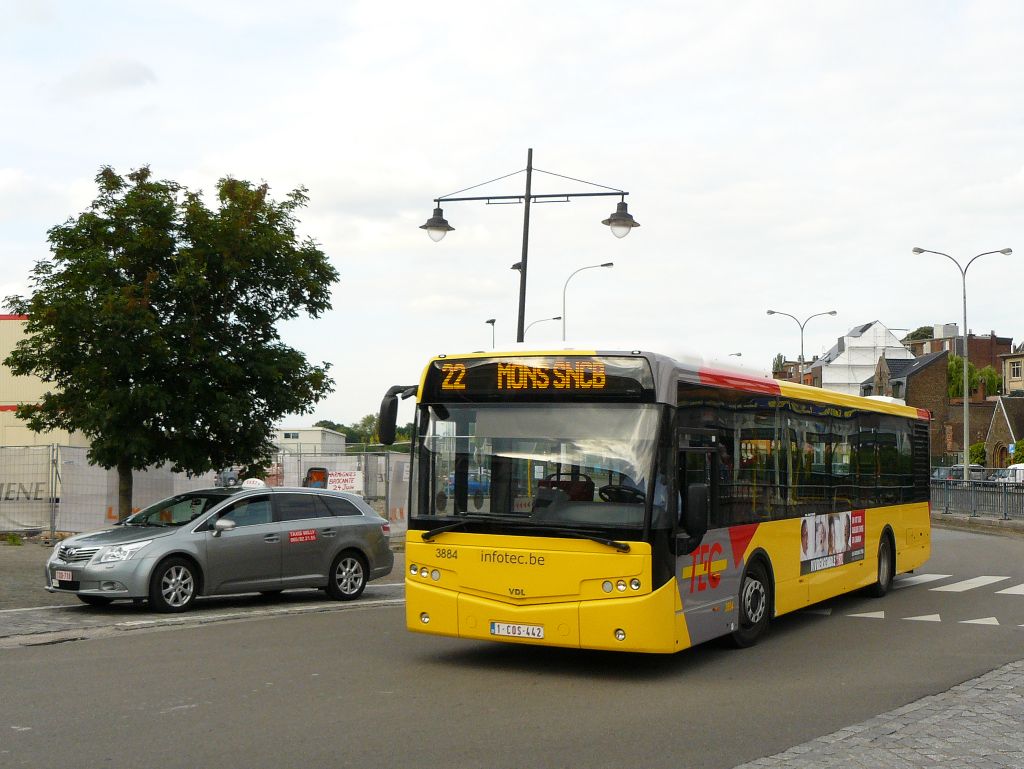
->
734 660 1024 768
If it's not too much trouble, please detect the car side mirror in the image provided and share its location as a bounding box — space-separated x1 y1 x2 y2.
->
681 483 709 540
212 518 236 537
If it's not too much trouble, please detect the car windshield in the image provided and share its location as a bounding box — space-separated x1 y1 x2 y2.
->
124 491 237 527
412 403 661 534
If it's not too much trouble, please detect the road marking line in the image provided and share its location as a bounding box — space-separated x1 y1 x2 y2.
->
960 617 1000 625
930 576 1011 592
0 605 78 614
905 614 942 622
848 611 885 619
893 573 952 589
995 583 1024 595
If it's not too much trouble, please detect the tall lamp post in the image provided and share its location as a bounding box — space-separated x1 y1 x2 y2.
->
485 318 496 349
561 262 613 341
766 309 838 383
420 149 639 343
524 316 561 338
912 246 1013 464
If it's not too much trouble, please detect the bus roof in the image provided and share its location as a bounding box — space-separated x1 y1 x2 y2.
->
419 347 929 421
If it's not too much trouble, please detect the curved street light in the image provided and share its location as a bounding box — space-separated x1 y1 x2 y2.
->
912 246 1013 464
562 262 614 341
524 316 562 338
766 309 838 383
421 148 638 342
485 318 496 350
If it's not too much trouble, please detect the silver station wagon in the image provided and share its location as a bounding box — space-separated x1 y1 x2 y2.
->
44 484 394 612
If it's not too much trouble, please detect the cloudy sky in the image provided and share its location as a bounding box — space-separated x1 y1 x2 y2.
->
3 1 1023 427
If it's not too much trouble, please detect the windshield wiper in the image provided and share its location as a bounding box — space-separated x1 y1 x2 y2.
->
420 516 630 552
421 519 470 541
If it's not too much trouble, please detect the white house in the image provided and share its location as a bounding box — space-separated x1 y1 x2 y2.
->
810 321 914 396
273 427 347 455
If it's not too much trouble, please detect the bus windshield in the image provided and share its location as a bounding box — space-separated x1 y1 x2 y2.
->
412 403 662 535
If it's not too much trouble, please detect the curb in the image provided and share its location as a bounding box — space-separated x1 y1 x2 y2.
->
930 512 1024 539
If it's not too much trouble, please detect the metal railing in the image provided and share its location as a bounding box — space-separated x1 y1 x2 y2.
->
931 480 1024 520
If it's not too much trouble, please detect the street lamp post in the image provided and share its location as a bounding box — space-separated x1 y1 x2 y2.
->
524 316 562 338
561 262 613 341
766 309 838 383
420 149 639 343
485 318 496 350
912 246 1013 464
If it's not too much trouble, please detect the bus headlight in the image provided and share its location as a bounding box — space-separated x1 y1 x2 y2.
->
616 580 627 592
630 578 641 590
602 581 613 593
420 612 430 624
614 629 626 641
410 564 418 575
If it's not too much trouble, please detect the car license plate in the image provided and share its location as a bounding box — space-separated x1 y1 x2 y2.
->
490 621 544 639
55 570 73 582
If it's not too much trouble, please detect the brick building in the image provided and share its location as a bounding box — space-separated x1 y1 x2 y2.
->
906 323 1012 375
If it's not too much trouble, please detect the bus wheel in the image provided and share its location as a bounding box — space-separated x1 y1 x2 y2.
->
729 561 771 648
867 536 894 597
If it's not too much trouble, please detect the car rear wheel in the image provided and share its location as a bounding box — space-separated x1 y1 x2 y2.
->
326 551 367 601
149 557 198 612
77 594 113 607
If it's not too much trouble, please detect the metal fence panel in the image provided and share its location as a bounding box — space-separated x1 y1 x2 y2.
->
931 481 1024 520
0 445 52 532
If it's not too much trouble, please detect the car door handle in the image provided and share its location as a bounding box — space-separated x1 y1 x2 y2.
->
321 528 337 537
264 535 280 543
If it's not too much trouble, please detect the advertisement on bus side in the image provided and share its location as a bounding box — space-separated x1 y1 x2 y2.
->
799 510 865 575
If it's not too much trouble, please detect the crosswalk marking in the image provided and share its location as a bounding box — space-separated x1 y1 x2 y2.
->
960 617 1000 626
930 576 1012 593
905 614 942 622
894 573 952 589
995 583 1024 595
848 611 885 619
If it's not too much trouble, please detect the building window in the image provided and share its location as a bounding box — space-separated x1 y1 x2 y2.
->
1012 361 1022 379
891 382 903 399
283 432 299 439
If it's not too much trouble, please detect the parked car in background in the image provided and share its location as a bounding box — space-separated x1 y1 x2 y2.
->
992 463 1024 484
44 484 393 612
946 464 985 481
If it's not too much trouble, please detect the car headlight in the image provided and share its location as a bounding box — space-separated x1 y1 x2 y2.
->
100 540 153 563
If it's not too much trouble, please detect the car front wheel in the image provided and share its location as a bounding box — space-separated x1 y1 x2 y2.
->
149 557 198 612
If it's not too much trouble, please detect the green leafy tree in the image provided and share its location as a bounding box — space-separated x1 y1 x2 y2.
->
947 355 980 399
5 166 338 518
977 365 1002 397
1014 443 1024 464
969 442 986 466
772 353 785 373
901 325 932 343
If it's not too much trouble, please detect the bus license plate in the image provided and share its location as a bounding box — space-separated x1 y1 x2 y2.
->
490 622 544 639
55 570 73 582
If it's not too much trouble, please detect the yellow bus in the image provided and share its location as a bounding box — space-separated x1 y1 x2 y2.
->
379 349 931 653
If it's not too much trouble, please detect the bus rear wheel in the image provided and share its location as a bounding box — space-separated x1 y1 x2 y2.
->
867 536 894 597
729 560 771 648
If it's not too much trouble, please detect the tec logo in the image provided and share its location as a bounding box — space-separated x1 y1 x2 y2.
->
682 542 726 593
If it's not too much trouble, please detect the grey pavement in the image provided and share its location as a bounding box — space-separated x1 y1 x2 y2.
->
733 660 1024 769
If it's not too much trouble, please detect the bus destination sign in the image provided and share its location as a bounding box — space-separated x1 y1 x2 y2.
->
423 356 655 402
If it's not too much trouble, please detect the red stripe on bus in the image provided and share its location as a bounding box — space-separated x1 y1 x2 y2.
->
698 369 782 396
728 524 759 568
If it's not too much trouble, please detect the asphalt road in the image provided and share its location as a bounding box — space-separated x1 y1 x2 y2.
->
1 528 1022 769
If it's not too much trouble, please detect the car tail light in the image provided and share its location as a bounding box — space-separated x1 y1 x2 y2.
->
381 521 391 535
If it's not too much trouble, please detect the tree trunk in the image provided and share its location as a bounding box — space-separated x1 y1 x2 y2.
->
117 460 134 521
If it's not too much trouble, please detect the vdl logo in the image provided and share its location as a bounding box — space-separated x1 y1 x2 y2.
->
508 587 526 596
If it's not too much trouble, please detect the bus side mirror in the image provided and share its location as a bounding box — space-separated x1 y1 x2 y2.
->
681 483 709 539
378 385 418 446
